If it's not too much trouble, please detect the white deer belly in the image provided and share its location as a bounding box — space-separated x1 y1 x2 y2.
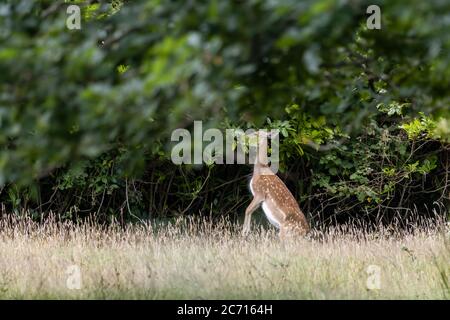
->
262 202 281 229
250 178 280 229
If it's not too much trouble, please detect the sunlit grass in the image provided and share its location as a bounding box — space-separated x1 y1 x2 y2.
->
0 214 448 299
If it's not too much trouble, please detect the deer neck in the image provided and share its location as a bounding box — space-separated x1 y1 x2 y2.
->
253 135 273 176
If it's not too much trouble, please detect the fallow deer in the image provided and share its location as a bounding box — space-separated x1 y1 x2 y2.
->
242 131 310 239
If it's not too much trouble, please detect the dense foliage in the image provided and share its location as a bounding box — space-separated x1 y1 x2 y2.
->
0 0 449 225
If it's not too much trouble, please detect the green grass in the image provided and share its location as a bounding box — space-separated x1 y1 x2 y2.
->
0 215 448 299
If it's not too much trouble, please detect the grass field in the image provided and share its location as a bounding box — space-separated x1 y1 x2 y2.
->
0 215 448 299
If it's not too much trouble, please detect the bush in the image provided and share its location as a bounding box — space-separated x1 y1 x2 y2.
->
0 0 449 224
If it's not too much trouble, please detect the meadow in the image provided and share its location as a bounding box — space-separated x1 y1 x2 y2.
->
0 214 448 299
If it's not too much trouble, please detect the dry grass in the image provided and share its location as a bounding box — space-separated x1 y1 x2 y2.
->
0 214 448 299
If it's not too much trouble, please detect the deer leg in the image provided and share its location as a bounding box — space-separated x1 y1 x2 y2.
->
242 196 263 236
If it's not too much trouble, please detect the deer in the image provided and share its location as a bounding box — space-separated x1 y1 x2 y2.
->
242 130 310 239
